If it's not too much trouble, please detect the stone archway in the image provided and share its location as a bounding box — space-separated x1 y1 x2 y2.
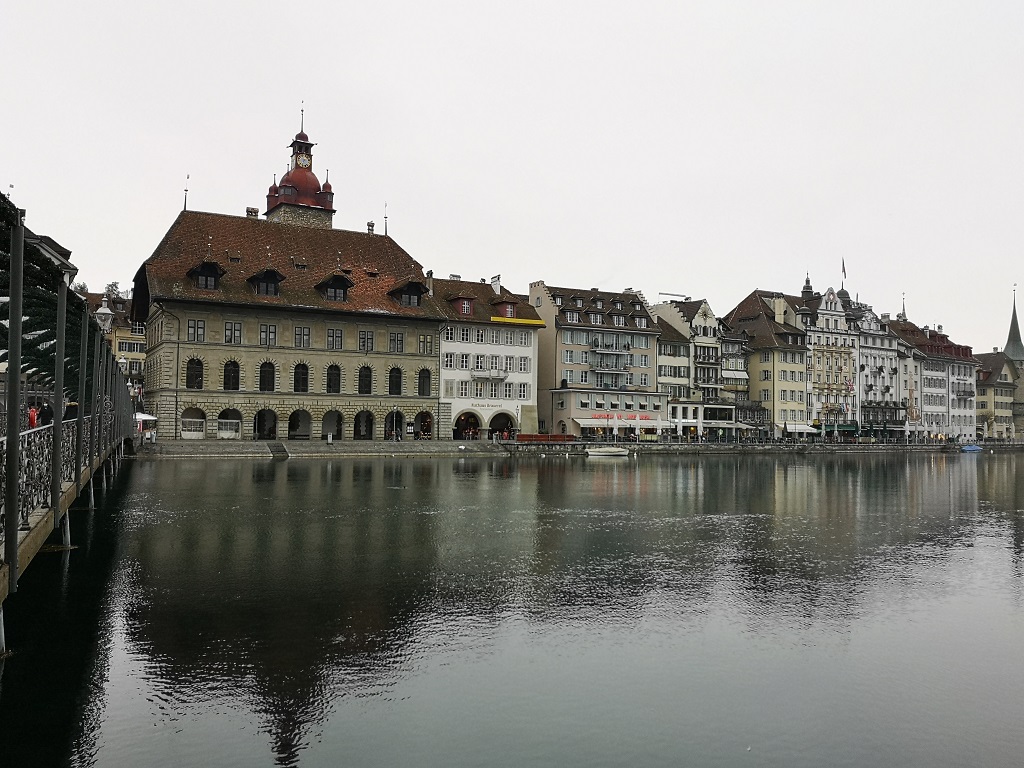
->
287 409 312 440
255 409 278 440
217 408 243 439
354 410 374 440
488 412 516 439
181 407 207 439
322 410 343 440
415 411 433 440
454 411 481 440
385 409 405 441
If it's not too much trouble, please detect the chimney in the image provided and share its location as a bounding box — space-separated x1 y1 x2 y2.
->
490 274 501 294
995 347 999 353
449 274 461 280
937 324 943 333
880 313 890 322
367 221 375 235
246 207 259 218
426 269 434 296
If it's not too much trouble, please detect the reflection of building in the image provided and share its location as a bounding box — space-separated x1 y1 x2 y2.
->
432 274 543 439
132 126 446 440
86 292 145 405
528 281 666 438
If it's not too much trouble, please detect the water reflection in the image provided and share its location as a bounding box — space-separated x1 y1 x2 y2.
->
8 452 1024 767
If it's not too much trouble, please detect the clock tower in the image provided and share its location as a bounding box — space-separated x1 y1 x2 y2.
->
265 125 336 229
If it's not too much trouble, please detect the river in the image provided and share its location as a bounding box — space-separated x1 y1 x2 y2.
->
2 452 1024 767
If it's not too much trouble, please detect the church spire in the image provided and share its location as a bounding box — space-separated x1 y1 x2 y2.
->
1004 285 1024 363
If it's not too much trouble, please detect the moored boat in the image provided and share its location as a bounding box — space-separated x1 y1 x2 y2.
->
586 446 630 457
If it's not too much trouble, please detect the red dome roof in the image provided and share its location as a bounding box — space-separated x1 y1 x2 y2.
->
295 130 309 142
278 167 323 206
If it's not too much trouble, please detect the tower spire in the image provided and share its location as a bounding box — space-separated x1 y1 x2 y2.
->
1004 284 1024 362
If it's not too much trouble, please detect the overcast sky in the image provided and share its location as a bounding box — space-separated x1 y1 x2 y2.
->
4 1 1022 351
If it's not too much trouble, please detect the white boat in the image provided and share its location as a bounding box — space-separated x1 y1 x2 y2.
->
586 446 630 457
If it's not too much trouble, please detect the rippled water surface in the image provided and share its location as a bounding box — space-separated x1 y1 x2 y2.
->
4 452 1024 767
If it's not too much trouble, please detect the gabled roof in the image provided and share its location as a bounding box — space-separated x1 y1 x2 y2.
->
974 351 1018 387
541 284 656 331
132 210 446 322
430 278 543 325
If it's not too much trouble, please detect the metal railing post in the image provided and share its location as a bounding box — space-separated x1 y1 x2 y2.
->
51 275 68 529
75 304 88 497
4 210 25 591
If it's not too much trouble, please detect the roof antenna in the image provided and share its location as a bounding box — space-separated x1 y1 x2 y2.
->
183 174 189 210
300 100 304 133
384 201 388 236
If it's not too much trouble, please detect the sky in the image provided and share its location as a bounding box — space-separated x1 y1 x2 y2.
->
4 1 1023 352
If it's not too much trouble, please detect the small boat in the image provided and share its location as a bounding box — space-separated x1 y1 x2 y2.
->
586 446 630 457
961 444 983 452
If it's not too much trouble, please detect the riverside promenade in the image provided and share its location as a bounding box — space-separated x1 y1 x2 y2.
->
134 437 1008 460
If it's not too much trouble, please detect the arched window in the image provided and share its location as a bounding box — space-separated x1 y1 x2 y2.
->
259 362 275 392
389 367 402 395
294 363 309 393
358 366 372 395
326 365 341 394
223 361 240 391
418 368 431 397
185 358 203 389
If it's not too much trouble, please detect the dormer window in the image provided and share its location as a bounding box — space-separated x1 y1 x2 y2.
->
319 275 352 302
503 303 516 318
401 292 420 307
460 299 472 315
554 295 563 306
249 269 283 297
574 298 583 307
635 317 648 328
189 261 224 291
595 300 604 309
613 301 623 310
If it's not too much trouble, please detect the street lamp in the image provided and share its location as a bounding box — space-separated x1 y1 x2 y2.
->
94 296 114 334
118 355 128 373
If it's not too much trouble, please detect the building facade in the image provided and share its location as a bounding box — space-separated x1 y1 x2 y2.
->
433 274 543 439
133 128 446 441
529 282 666 438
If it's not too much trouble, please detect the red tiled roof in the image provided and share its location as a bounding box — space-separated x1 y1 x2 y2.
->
132 210 447 322
430 278 543 324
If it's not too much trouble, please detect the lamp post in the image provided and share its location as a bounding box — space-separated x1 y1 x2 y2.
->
393 405 399 442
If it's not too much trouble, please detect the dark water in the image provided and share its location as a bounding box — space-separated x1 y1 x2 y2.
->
3 452 1024 767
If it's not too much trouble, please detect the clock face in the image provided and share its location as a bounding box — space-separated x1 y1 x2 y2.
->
296 153 311 169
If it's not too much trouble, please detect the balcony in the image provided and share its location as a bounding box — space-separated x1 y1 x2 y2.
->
590 361 630 373
470 369 509 381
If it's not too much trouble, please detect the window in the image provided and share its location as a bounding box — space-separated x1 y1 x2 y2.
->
579 370 589 384
460 299 472 315
505 331 515 345
640 373 649 386
327 365 341 394
188 319 205 342
635 317 647 328
490 355 500 370
327 328 343 350
254 275 280 296
418 334 433 355
389 332 404 353
444 326 455 341
418 369 431 396
564 350 575 363
358 330 374 352
294 363 309 393
224 322 242 344
565 370 575 384
294 326 311 348
389 367 402 395
325 283 348 302
223 361 240 391
613 315 626 327
259 324 277 346
504 382 514 399
458 354 470 370
118 341 145 354
639 354 649 367
761 350 771 363
459 327 471 343
490 382 501 398
185 358 203 389
504 355 515 371
505 304 515 318
473 381 485 398
259 362 275 392
444 352 455 369
519 357 530 373
131 322 145 336
458 380 470 398
565 311 581 323
358 366 372 395
400 292 420 307
518 383 530 399
474 354 486 371
476 328 486 343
